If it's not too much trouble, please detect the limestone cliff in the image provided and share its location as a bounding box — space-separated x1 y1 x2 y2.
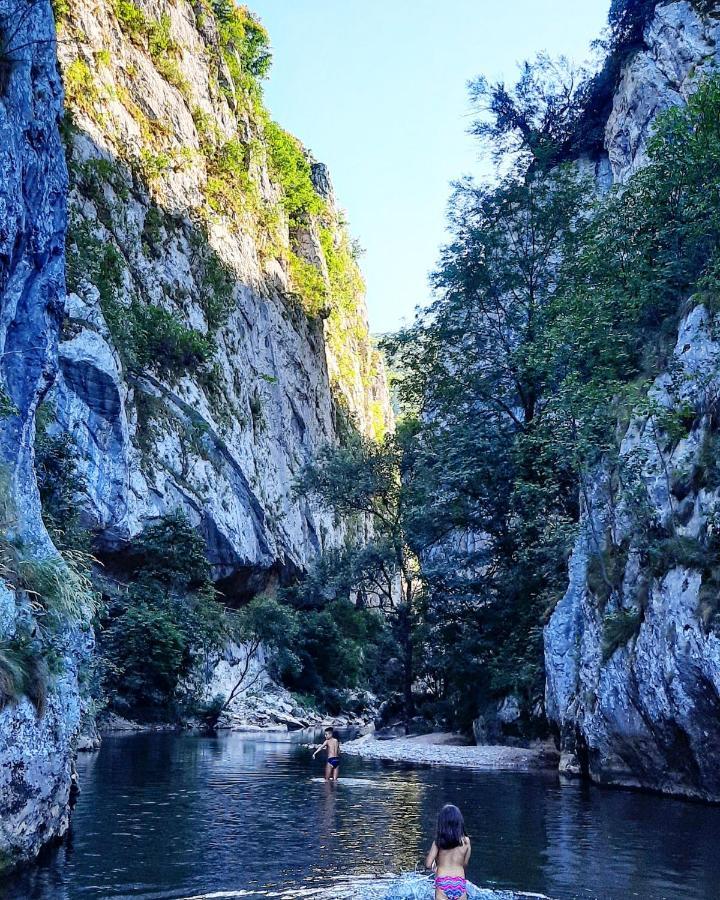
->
49 0 391 589
545 0 720 801
0 0 86 870
0 0 391 869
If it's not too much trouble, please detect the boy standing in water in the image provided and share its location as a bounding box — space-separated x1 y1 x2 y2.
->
313 727 340 782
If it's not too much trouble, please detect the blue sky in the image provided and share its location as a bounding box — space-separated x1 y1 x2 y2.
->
251 1 611 334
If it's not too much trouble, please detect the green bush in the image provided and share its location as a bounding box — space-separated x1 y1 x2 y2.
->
154 56 191 97
131 302 216 373
97 513 226 718
123 513 212 589
35 409 90 552
0 637 49 717
63 60 98 114
67 223 216 377
141 205 167 255
279 600 396 704
288 251 329 316
16 552 98 628
73 156 130 207
51 0 70 25
647 535 708 579
204 138 257 220
602 608 642 662
265 120 324 223
113 0 148 41
587 538 629 608
197 243 235 330
104 600 186 712
211 1 272 96
66 220 125 316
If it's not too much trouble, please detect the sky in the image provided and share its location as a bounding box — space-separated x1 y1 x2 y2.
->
250 0 611 334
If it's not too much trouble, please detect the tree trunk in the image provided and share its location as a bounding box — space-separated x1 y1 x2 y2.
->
399 601 414 733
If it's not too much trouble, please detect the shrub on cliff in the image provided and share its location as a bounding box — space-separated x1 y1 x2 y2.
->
293 432 421 724
0 637 49 717
211 0 272 83
96 513 226 718
265 120 325 224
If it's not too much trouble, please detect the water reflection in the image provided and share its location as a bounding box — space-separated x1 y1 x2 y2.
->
2 731 720 899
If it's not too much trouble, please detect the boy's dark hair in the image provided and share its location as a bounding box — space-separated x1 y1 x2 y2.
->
436 804 466 850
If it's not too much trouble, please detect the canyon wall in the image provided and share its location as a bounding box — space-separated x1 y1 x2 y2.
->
0 0 391 868
545 0 720 801
0 0 86 869
51 0 391 590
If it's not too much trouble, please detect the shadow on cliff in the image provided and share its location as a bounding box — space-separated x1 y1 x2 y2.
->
56 120 344 604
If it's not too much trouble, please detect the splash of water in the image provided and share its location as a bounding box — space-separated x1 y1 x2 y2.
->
183 872 550 899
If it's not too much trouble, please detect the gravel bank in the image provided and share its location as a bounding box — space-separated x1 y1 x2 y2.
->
343 733 559 771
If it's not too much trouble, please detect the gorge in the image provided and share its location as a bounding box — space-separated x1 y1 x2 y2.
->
4 0 720 893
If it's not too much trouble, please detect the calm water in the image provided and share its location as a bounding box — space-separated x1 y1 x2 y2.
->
3 731 720 900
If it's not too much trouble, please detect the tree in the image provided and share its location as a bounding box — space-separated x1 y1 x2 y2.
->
386 70 720 732
469 55 592 168
202 595 300 729
97 513 227 719
297 431 420 728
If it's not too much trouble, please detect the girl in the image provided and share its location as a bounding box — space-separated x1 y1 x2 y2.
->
425 804 471 900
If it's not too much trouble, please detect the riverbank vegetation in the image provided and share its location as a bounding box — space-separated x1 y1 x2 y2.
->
386 69 720 731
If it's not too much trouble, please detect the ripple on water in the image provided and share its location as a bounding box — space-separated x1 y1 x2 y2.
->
2 732 720 900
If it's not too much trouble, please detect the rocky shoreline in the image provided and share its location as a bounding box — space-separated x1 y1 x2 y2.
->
77 688 376 752
343 733 559 771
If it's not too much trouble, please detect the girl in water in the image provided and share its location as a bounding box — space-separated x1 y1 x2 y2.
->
425 804 471 900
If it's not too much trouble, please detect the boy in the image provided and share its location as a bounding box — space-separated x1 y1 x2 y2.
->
313 727 340 782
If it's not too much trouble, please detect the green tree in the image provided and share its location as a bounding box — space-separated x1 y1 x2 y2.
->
297 431 420 727
469 55 591 167
97 513 227 718
383 162 591 725
388 69 720 732
202 595 300 729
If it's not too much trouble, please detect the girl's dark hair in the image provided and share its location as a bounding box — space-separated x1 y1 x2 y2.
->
436 804 466 850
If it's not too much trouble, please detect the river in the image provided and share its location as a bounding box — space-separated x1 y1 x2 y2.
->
2 731 719 899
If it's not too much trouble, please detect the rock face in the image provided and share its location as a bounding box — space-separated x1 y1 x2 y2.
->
545 1 720 800
49 0 391 588
606 1 720 183
546 307 720 799
201 642 375 731
0 0 391 870
0 0 85 869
